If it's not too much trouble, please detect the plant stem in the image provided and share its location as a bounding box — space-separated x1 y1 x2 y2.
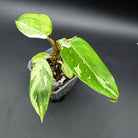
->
47 37 61 59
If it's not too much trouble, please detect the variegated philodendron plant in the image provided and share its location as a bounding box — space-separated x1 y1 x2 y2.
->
15 13 119 123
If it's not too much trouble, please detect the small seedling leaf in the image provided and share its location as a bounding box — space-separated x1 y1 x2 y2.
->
62 63 73 79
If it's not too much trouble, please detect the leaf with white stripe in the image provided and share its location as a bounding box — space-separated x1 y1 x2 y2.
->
60 37 119 101
15 13 52 39
29 59 53 123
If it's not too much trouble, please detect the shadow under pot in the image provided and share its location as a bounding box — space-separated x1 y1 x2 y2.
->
28 47 77 101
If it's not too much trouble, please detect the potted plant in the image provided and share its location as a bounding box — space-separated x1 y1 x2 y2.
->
27 47 78 101
15 13 119 123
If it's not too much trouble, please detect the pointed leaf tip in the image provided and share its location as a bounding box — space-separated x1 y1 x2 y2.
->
108 98 118 103
40 115 44 124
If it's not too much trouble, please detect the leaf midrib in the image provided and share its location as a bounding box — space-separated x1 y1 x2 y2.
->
70 42 117 98
16 21 47 38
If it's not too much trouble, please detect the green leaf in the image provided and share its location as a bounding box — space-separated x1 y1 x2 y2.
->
15 13 52 39
57 38 67 45
60 37 119 101
32 52 50 63
62 63 73 79
29 59 53 123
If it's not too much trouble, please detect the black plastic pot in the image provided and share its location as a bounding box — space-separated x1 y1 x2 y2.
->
28 47 77 100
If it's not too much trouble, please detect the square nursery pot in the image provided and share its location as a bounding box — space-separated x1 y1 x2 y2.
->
28 47 77 101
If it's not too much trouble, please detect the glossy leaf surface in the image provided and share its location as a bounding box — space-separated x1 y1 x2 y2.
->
60 37 119 101
62 63 73 79
15 13 52 39
32 52 50 63
29 59 53 123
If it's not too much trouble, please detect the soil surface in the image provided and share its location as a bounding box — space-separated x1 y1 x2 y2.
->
47 59 70 91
